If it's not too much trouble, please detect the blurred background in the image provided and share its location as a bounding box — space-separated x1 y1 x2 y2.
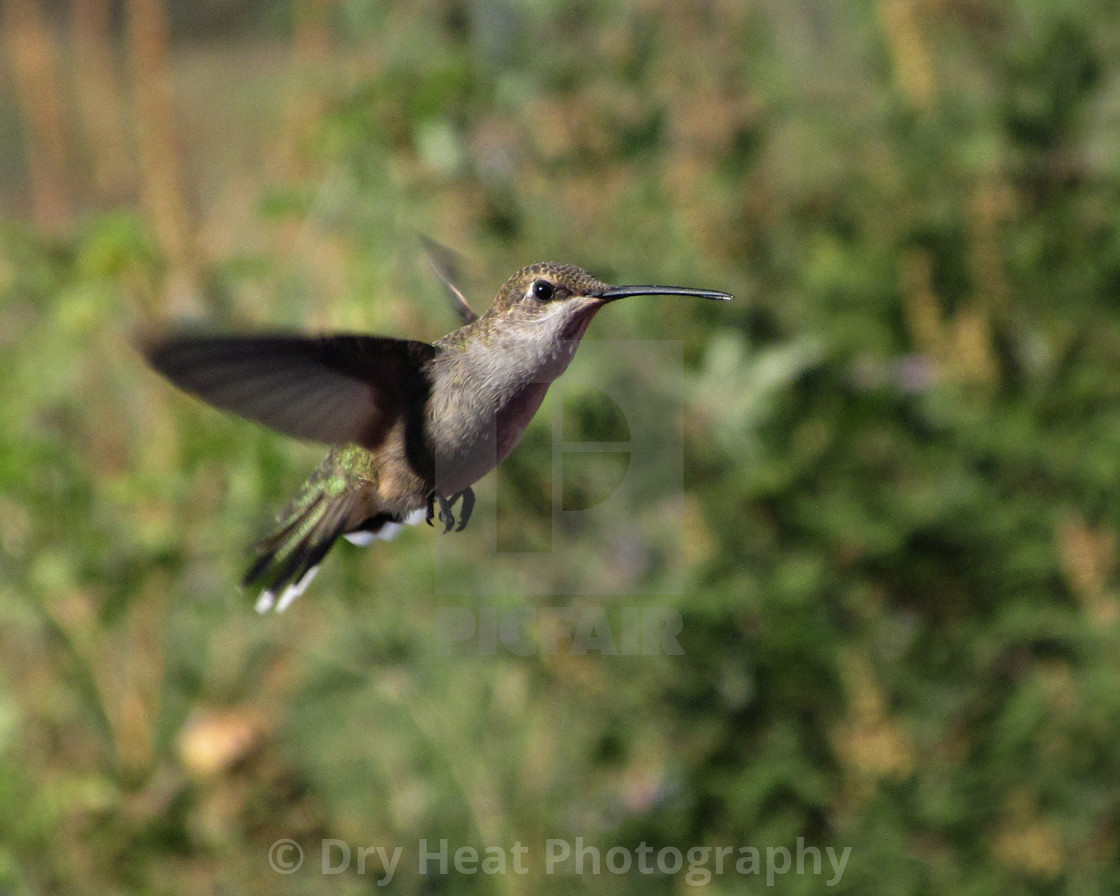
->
3 0 1120 892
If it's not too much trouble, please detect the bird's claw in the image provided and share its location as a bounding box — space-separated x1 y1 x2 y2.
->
426 487 475 533
454 488 475 532
426 492 454 533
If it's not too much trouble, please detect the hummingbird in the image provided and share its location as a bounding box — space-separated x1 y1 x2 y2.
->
144 257 732 612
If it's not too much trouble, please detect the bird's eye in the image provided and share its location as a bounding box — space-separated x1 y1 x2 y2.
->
531 280 555 301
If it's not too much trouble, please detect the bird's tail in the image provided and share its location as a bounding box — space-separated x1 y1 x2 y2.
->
243 484 359 614
243 446 428 613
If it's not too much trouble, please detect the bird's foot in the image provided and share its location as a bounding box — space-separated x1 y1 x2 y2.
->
453 488 475 531
426 492 451 531
426 487 476 533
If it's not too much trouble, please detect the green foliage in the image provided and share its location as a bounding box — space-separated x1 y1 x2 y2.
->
3 1 1120 893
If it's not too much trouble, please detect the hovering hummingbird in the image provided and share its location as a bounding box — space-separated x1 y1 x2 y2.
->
144 254 732 612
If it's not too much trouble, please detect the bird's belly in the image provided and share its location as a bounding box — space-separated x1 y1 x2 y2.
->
432 381 551 495
495 380 550 464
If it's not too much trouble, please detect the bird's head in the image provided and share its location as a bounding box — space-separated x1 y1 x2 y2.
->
485 262 732 340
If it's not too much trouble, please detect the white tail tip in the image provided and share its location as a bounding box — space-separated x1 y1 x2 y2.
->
254 565 320 614
275 565 319 613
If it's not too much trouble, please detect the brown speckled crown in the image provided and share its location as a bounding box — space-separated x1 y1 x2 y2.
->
518 263 610 295
487 263 611 313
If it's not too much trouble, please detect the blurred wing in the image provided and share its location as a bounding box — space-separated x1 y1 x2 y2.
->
419 233 478 324
143 333 437 448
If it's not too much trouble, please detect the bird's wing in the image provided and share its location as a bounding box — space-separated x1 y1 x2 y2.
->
143 333 437 448
418 234 479 324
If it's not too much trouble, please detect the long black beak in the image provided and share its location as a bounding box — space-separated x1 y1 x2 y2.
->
598 284 733 302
